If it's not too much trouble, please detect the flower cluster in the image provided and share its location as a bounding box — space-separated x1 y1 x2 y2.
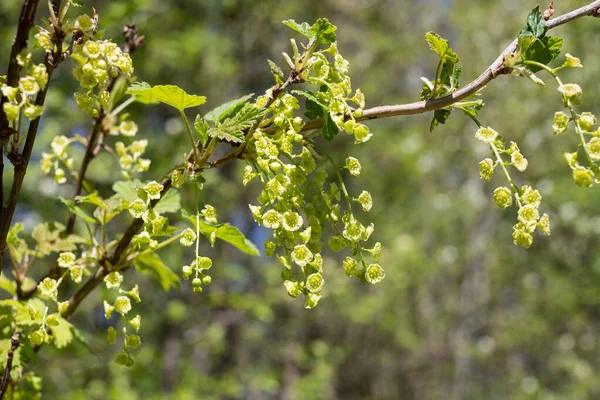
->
549 54 600 187
245 26 382 308
115 138 151 179
1 54 47 123
70 14 134 117
103 270 142 367
40 135 76 184
475 126 550 248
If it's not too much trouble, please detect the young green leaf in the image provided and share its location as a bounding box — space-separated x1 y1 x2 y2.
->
429 109 451 132
322 112 339 141
184 213 260 256
153 189 181 214
133 252 180 291
60 198 96 224
127 82 206 112
204 94 255 122
268 60 284 85
309 18 337 45
519 6 548 39
194 115 209 147
75 192 107 210
425 32 459 63
282 20 312 39
208 103 267 143
523 36 563 71
49 317 74 349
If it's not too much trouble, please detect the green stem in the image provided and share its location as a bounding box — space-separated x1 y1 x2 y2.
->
126 232 185 262
180 111 201 165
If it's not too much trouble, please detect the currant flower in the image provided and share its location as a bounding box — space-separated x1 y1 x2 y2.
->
573 165 594 187
171 170 184 189
538 214 551 235
104 301 115 319
35 30 53 51
577 112 596 132
558 83 583 105
553 111 569 134
57 252 76 268
129 315 141 332
493 187 513 209
365 263 385 284
107 327 117 344
564 53 582 68
38 278 58 300
305 293 321 309
104 272 123 289
262 209 283 229
372 242 382 262
114 296 132 315
306 273 324 293
193 256 213 270
70 266 83 284
345 157 362 176
51 135 71 156
342 257 357 276
180 228 197 247
119 120 138 137
201 205 218 224
357 191 373 212
479 158 494 182
126 335 141 349
474 126 498 144
19 76 39 96
143 181 164 200
511 151 528 172
517 204 540 227
513 226 533 248
291 244 313 267
585 137 600 161
343 219 365 243
128 199 147 219
282 211 303 231
521 186 541 207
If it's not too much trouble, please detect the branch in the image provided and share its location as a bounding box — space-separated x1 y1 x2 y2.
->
0 331 19 399
34 0 600 328
270 0 600 133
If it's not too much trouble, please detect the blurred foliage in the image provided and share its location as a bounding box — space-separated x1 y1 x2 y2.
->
2 0 600 399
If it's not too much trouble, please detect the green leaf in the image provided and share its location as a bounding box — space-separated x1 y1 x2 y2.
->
268 60 284 85
523 36 563 71
304 97 324 120
429 109 451 132
282 20 312 38
153 189 181 214
127 82 206 112
185 213 260 256
519 6 548 39
75 192 107 210
309 18 337 45
112 180 142 202
0 275 16 296
204 94 255 122
293 90 329 110
194 115 209 147
425 32 459 63
49 317 74 349
60 198 96 224
133 252 180 291
322 112 339 141
208 103 267 143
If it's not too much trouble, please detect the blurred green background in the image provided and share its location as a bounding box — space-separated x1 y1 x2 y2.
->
2 0 600 399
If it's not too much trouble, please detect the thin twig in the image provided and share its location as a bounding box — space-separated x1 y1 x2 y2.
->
0 331 20 399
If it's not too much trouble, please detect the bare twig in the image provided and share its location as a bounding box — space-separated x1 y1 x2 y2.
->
0 331 20 399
